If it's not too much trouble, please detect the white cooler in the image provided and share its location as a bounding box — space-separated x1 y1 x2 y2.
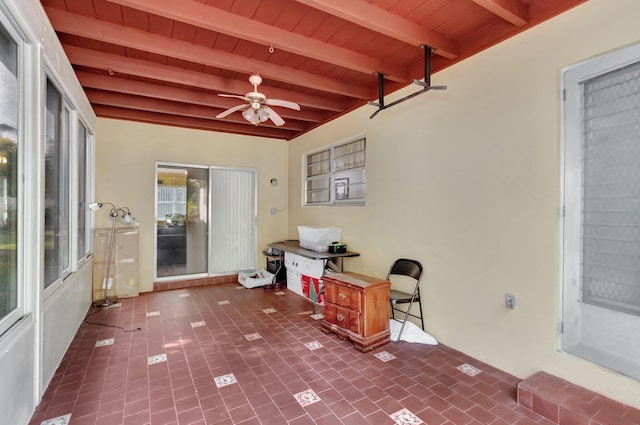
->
285 252 325 303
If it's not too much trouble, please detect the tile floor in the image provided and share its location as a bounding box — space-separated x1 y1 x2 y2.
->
29 283 557 425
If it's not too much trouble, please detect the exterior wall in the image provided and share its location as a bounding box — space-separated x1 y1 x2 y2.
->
287 0 640 409
95 118 289 293
0 1 97 424
41 262 93 389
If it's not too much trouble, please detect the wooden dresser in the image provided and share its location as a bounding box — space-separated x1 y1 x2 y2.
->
320 272 390 352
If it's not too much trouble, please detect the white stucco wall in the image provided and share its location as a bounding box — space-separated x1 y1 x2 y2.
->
287 0 640 409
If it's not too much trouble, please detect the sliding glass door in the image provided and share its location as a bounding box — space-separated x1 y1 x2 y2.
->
210 167 257 273
156 165 209 278
155 163 256 279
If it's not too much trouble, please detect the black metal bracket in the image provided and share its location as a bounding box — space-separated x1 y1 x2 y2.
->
368 45 447 119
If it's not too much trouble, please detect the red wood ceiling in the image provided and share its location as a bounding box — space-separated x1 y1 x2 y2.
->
41 0 586 140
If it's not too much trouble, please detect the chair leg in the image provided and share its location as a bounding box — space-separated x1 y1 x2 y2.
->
417 297 425 331
395 299 415 343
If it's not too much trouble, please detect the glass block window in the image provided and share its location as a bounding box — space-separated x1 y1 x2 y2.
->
304 136 366 206
581 60 640 316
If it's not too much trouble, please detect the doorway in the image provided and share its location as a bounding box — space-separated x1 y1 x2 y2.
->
155 163 257 280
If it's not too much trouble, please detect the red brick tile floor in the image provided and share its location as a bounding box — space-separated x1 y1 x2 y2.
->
29 283 559 425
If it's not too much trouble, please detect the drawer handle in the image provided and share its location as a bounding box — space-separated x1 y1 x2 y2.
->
336 313 345 322
338 294 347 300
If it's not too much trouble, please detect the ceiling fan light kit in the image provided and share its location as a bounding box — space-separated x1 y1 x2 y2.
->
216 74 300 127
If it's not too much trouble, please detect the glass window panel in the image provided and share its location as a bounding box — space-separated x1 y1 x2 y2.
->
306 160 330 178
306 177 330 192
334 138 365 157
61 104 70 272
156 165 209 278
334 170 366 202
307 149 330 165
334 151 365 172
581 60 640 316
306 149 330 178
44 80 61 288
308 190 330 203
0 24 18 326
304 138 366 206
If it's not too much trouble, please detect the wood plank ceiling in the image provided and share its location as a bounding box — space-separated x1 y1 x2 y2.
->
41 0 586 140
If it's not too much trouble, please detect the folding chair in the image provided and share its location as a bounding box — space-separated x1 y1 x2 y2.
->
387 258 424 342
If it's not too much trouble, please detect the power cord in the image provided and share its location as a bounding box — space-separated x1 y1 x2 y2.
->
84 307 143 333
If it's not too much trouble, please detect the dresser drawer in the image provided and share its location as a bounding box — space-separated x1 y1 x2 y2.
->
324 303 360 334
324 279 362 311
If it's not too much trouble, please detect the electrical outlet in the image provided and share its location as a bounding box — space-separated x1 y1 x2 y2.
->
505 293 515 309
270 207 276 215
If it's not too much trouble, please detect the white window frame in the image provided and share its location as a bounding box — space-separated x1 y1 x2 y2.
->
561 42 640 380
76 119 92 264
0 10 26 337
303 135 366 206
43 76 74 298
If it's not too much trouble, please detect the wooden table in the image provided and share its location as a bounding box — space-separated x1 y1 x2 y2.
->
267 241 359 272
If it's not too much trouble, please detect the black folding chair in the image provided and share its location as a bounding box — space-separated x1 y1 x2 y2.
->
387 258 424 342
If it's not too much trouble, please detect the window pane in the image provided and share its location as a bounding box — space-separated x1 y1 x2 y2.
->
306 176 330 204
334 151 365 172
61 105 70 271
304 138 366 206
0 25 18 323
335 138 366 172
307 149 330 165
44 80 61 288
77 122 87 261
156 166 209 278
157 185 187 221
307 190 330 203
306 149 330 177
581 61 640 316
306 177 330 192
334 138 365 157
334 170 366 202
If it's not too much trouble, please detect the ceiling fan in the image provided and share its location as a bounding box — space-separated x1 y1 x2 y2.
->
216 74 300 126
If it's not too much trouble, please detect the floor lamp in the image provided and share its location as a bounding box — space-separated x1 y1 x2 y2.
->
89 202 138 307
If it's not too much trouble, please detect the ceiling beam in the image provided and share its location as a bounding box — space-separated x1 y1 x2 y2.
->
471 0 529 27
86 89 309 131
294 0 459 60
93 105 297 140
76 72 327 123
105 0 409 83
45 7 372 99
64 45 348 111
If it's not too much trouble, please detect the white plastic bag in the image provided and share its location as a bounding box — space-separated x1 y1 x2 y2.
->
238 269 274 288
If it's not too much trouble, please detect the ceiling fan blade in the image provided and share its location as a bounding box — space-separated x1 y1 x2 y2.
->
218 94 249 101
216 104 248 119
264 106 285 126
266 98 300 110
